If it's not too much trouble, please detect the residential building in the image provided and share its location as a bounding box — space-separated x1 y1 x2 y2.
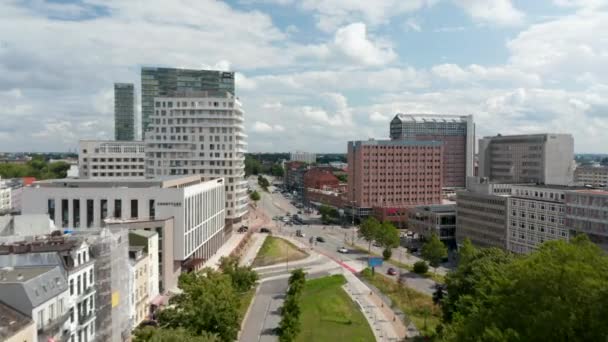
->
290 151 316 164
507 185 571 254
129 229 159 302
390 114 475 188
574 165 608 187
565 189 608 251
141 67 235 136
22 176 226 285
407 204 457 248
0 266 70 342
144 92 247 227
0 181 10 214
0 301 36 342
303 168 340 190
284 161 308 192
78 140 145 179
305 188 346 209
129 246 149 329
478 133 574 185
347 139 443 218
114 83 136 141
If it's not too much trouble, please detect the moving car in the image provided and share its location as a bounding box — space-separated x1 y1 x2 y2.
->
387 267 398 276
260 228 271 233
316 236 325 243
337 247 348 254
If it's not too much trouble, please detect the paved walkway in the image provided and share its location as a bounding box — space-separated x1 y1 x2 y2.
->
240 233 267 267
202 232 248 270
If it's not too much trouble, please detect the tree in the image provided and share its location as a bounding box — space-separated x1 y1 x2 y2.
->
133 327 219 342
375 221 400 260
421 233 448 269
279 269 306 342
335 174 347 183
245 155 262 176
218 256 258 293
413 260 428 274
257 175 270 191
440 235 608 341
358 217 380 253
319 205 339 224
249 190 261 206
270 164 284 177
157 269 240 342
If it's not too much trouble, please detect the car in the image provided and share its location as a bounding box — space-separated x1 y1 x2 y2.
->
282 217 290 223
316 236 325 243
296 230 305 237
260 228 271 233
297 210 302 214
387 267 397 276
337 247 348 254
237 226 248 233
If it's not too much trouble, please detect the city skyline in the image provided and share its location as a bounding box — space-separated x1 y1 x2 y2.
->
0 1 607 154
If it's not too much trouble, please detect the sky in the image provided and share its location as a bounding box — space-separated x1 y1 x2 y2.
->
0 0 607 153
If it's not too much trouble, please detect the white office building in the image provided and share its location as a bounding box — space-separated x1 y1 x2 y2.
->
78 140 146 179
290 151 316 164
0 185 10 214
21 175 225 262
144 91 248 227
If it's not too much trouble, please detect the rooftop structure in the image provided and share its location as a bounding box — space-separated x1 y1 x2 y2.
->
78 140 145 179
0 301 35 342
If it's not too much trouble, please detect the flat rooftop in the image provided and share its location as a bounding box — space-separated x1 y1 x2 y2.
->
0 266 57 283
0 301 33 339
393 113 472 122
571 189 608 195
412 204 456 213
32 175 222 189
512 184 592 190
350 139 443 147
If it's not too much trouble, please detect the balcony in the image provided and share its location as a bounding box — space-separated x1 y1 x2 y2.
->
38 311 70 337
78 311 95 325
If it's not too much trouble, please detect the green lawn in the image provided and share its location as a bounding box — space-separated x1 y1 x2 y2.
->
360 268 441 338
296 275 375 342
252 236 308 267
238 287 257 323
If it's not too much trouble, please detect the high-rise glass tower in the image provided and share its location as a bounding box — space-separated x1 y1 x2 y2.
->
140 67 235 137
114 83 135 141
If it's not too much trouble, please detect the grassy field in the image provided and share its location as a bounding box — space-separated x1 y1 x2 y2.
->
238 287 257 323
360 268 441 338
296 275 375 342
252 236 308 267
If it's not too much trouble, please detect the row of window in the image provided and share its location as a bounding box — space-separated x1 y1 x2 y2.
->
86 157 143 163
48 198 155 228
155 100 234 108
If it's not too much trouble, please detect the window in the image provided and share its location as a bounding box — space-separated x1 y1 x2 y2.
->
37 310 43 328
61 199 69 227
48 199 55 221
70 279 74 295
86 199 94 228
89 269 93 283
131 199 138 218
149 199 155 218
114 199 122 218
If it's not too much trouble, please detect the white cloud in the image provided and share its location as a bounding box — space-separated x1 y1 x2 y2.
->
432 63 541 86
404 18 422 32
370 112 390 122
553 0 608 8
262 102 283 109
454 0 525 26
235 72 257 90
251 121 285 133
333 23 397 66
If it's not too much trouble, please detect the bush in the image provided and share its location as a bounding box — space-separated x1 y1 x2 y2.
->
413 261 429 274
382 248 392 260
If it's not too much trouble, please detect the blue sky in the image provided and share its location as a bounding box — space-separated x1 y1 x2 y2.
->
0 0 607 153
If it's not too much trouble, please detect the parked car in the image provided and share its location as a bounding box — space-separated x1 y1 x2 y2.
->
237 226 248 233
316 236 325 243
297 210 302 215
387 267 397 276
337 247 348 254
260 228 271 233
296 230 305 237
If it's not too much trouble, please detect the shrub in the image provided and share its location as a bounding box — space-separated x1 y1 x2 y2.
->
413 260 429 274
382 248 392 260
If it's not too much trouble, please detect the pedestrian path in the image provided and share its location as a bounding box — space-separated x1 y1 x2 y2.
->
239 233 267 267
202 232 248 270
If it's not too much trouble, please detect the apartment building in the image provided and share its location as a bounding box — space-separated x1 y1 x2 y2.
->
574 165 608 187
129 246 149 329
290 151 316 164
507 185 571 254
144 92 248 227
565 189 608 251
284 161 308 192
129 230 159 302
407 204 456 247
114 83 136 141
347 139 443 218
390 114 475 188
478 133 574 185
78 140 145 179
0 266 70 342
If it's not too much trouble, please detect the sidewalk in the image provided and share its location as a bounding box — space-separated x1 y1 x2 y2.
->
239 233 267 267
202 232 248 270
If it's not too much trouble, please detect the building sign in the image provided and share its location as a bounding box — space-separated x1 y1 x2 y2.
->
157 202 181 207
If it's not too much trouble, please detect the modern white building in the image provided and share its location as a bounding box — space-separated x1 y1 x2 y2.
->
78 140 146 179
0 177 11 214
144 91 248 227
290 151 316 164
507 185 570 254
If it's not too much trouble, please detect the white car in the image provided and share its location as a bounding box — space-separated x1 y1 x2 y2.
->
337 247 348 254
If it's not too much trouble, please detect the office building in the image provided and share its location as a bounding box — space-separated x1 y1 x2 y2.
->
284 161 308 192
78 140 145 179
0 181 10 214
0 301 36 342
114 83 136 141
574 165 608 187
478 133 574 185
347 139 443 218
507 185 571 254
290 151 316 164
128 246 149 329
390 114 474 188
565 189 608 251
144 92 247 227
22 176 226 291
407 204 456 247
141 67 235 136
0 266 70 342
129 229 159 302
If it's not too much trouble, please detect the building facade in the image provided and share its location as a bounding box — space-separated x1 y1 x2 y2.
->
407 204 456 247
129 246 149 329
290 151 316 164
0 183 10 214
78 140 145 179
574 166 608 187
565 189 608 251
141 67 235 136
114 83 136 141
347 139 443 217
129 230 159 303
144 92 248 226
389 114 474 188
478 133 574 185
507 185 570 254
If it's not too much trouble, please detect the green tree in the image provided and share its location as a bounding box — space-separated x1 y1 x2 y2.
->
270 163 284 177
421 233 448 269
157 269 240 342
278 269 306 342
413 260 429 274
335 174 347 183
441 235 608 341
358 217 380 253
133 327 219 342
249 190 261 206
319 205 338 224
218 256 258 293
257 175 270 191
375 221 400 259
245 156 262 176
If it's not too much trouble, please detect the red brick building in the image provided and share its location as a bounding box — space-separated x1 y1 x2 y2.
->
347 139 443 218
303 168 340 190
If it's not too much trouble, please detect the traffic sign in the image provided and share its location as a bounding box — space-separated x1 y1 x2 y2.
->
368 257 383 267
